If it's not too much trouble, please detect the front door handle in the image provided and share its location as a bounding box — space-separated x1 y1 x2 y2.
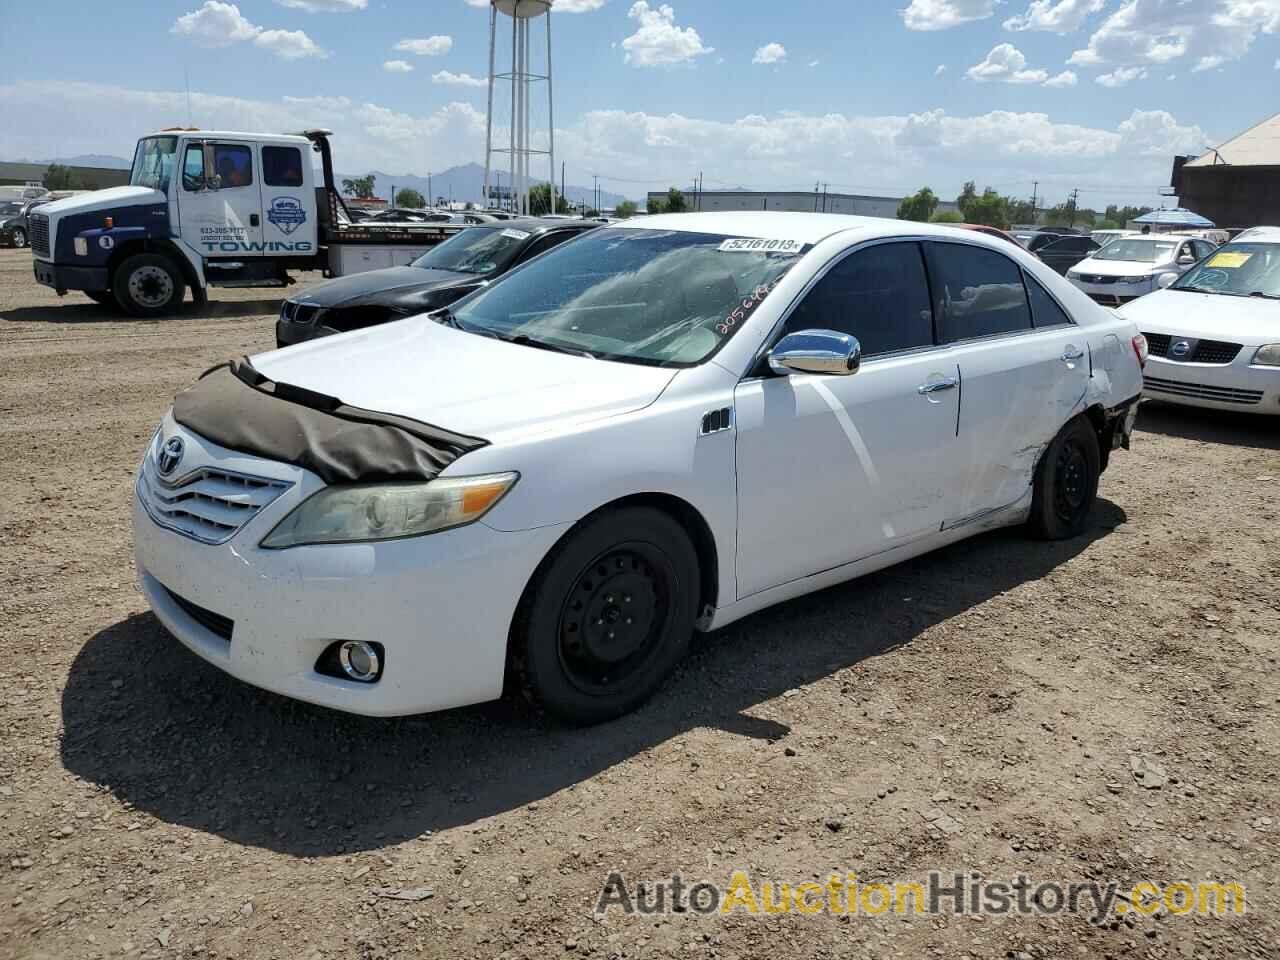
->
917 377 958 395
1061 346 1085 361
249 213 260 227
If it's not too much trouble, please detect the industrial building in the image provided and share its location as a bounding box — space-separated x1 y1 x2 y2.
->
0 160 129 192
1172 111 1280 230
645 188 959 219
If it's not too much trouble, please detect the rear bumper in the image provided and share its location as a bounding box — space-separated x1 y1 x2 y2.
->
33 258 109 293
1142 356 1280 414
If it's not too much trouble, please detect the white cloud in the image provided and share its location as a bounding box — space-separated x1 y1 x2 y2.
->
935 63 947 75
1003 0 1103 33
622 2 713 66
432 70 488 87
171 2 325 58
275 0 366 11
900 0 997 30
1043 69 1078 86
808 59 820 67
1069 0 1280 71
394 35 453 56
550 0 608 9
383 60 414 73
752 42 787 64
966 43 1049 83
1096 65 1146 86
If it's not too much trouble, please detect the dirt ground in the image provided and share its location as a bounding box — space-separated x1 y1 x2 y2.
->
1 244 1278 960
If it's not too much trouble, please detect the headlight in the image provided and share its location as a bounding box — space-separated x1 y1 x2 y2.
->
74 237 88 256
1119 275 1149 284
1066 270 1080 280
1252 344 1280 367
259 472 518 548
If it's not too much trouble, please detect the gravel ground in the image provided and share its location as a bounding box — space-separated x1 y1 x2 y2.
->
1 245 1278 960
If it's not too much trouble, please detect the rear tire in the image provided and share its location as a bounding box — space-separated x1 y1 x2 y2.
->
10 228 26 249
518 507 700 724
1028 416 1100 540
112 253 186 318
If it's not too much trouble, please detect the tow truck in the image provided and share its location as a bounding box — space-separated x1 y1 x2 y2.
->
29 129 466 317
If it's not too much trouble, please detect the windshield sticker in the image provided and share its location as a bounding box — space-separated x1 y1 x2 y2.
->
501 228 531 241
1206 252 1252 269
718 237 805 254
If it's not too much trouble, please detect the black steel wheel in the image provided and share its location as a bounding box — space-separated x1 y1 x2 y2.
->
1029 416 1100 540
518 506 700 724
112 253 186 318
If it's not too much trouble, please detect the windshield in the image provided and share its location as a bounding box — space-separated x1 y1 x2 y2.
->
1093 238 1175 263
411 226 528 274
130 136 178 193
0 201 24 217
1173 243 1280 298
448 228 808 367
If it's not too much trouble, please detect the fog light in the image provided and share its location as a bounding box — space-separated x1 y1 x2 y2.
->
339 641 381 682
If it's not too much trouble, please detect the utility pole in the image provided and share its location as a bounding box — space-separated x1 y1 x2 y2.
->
1067 188 1079 227
1030 181 1038 224
821 182 829 213
428 172 432 207
561 161 565 214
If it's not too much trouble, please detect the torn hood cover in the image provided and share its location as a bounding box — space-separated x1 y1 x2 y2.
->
250 314 678 443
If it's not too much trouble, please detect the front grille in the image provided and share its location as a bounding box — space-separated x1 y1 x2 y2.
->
1190 340 1241 364
1143 375 1263 405
138 457 292 544
1079 274 1117 285
164 586 234 641
1144 333 1171 358
280 301 322 325
29 214 49 256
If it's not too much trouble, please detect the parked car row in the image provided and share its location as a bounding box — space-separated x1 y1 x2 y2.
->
0 196 52 249
133 212 1146 724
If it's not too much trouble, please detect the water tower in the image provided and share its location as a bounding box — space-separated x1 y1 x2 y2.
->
483 0 555 217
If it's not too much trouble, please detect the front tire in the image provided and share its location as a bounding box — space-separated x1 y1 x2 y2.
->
518 507 700 724
10 228 26 249
1028 416 1101 540
112 253 186 318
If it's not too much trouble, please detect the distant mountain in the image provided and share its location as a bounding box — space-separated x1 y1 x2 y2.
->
337 162 629 209
2 154 133 169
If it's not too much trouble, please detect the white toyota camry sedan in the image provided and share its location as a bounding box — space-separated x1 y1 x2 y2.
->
1120 228 1280 414
133 213 1145 724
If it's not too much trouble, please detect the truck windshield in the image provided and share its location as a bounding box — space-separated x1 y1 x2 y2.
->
130 137 178 193
448 228 808 367
410 226 526 275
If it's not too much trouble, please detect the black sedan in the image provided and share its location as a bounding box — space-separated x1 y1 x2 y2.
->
0 200 31 248
1035 234 1100 275
276 218 599 347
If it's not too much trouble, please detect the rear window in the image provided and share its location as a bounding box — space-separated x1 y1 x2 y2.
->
928 243 1033 343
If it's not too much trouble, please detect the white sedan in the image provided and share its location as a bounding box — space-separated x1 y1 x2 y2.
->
1066 234 1218 307
133 213 1145 723
1120 227 1280 414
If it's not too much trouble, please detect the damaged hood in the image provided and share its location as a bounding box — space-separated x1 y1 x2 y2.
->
1119 289 1280 344
251 315 677 442
291 266 477 308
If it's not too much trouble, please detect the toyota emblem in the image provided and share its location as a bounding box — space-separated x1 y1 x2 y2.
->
157 436 185 476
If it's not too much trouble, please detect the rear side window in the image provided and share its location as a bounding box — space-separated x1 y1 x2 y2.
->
263 146 304 187
785 242 934 357
928 242 1033 343
519 231 579 263
213 144 253 188
1023 271 1073 328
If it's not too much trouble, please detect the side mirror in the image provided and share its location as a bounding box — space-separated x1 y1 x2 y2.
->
1156 272 1178 289
768 329 861 376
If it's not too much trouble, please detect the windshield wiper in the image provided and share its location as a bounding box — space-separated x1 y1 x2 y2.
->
505 334 596 359
432 307 467 329
1174 285 1242 296
1248 291 1280 300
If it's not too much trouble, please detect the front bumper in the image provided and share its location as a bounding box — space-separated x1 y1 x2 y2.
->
133 419 568 716
33 257 109 293
1067 275 1153 307
275 315 339 348
1142 354 1280 414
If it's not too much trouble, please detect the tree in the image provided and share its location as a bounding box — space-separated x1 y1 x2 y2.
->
341 174 377 199
662 187 687 213
44 163 84 190
647 196 666 214
614 200 638 219
955 181 1010 228
395 188 426 208
931 210 964 223
1007 198 1036 225
527 182 570 216
956 181 978 219
896 187 938 223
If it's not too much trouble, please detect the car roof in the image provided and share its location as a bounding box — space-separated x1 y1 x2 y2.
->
493 217 598 235
1232 226 1280 242
611 211 965 245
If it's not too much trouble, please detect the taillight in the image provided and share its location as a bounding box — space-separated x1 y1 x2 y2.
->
1131 334 1148 369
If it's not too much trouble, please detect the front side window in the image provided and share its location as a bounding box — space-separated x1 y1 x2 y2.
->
213 144 253 189
129 136 178 193
1093 238 1176 263
785 242 933 357
449 228 807 366
928 242 1032 343
181 144 205 192
263 146 304 187
1173 243 1280 299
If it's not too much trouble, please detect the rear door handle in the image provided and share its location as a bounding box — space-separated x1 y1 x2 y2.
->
1061 346 1085 361
917 377 958 395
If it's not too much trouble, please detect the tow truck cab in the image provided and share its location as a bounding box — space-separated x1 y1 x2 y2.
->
29 128 460 317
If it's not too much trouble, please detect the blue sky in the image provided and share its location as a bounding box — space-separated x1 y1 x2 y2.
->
2 0 1278 205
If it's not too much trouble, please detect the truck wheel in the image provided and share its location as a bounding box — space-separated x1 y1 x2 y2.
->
113 253 186 318
10 228 26 248
1028 416 1100 540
